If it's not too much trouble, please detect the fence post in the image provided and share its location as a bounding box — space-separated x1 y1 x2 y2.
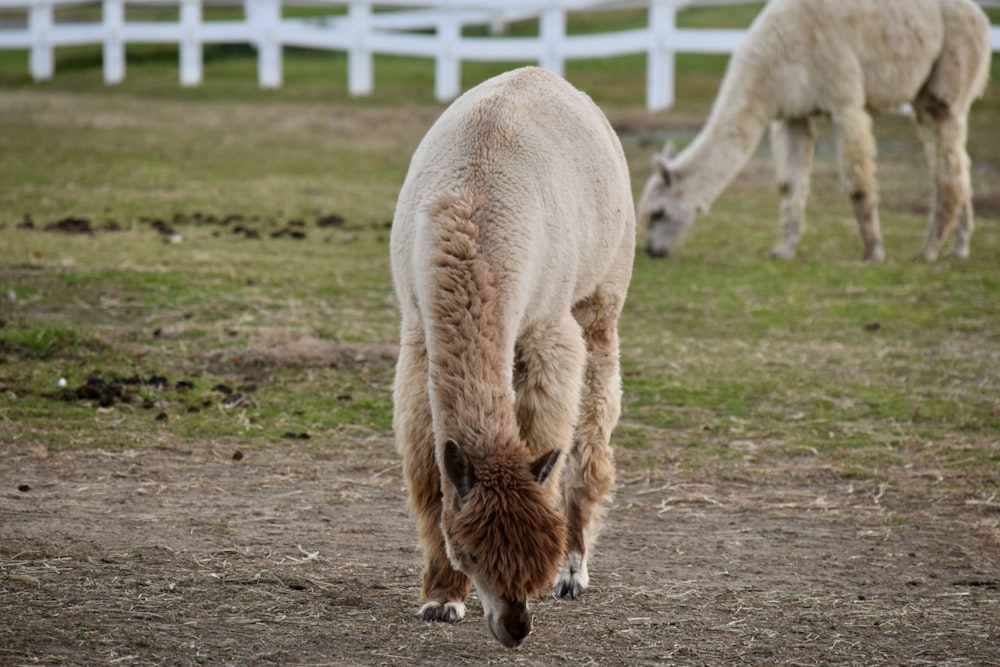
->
251 0 282 87
28 2 54 80
179 0 203 86
347 0 373 96
647 0 676 111
103 0 125 84
539 3 565 77
435 0 460 102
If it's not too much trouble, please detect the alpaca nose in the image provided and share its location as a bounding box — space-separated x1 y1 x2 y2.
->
488 603 532 648
502 611 531 646
646 244 670 258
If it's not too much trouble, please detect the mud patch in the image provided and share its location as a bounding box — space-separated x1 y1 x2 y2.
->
43 217 95 234
10 211 367 239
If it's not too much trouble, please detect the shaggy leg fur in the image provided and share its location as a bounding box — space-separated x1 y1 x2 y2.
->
554 289 624 600
513 315 587 483
513 316 586 598
834 107 884 262
769 118 817 259
394 327 471 621
915 104 973 261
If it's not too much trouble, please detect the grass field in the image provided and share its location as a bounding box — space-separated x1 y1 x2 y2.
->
2 6 997 471
1 5 999 664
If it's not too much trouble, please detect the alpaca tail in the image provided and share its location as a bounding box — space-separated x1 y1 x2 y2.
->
426 192 499 339
428 192 483 272
424 192 512 432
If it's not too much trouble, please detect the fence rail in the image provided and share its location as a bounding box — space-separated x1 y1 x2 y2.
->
0 0 997 111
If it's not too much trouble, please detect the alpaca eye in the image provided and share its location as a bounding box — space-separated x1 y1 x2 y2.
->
651 210 665 222
468 553 480 566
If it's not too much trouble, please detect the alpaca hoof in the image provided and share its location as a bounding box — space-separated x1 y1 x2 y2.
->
863 246 885 262
554 576 586 600
554 552 589 600
420 601 466 623
768 244 796 260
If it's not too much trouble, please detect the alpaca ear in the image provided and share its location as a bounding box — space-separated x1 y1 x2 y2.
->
662 141 677 159
444 438 475 507
653 154 674 187
530 449 561 487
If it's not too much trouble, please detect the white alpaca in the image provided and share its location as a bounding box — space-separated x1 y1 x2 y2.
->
391 67 634 647
637 0 991 261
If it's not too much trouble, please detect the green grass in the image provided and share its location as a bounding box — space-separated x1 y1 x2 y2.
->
0 4 997 487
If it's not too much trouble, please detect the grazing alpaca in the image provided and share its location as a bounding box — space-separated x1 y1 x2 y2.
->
390 66 634 648
637 0 991 261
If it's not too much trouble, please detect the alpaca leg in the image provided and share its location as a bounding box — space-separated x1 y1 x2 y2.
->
394 328 470 622
555 289 624 600
513 315 586 466
769 118 817 259
513 316 587 594
834 107 884 261
916 108 973 261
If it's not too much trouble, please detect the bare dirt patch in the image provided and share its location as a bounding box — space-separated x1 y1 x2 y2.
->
2 432 998 666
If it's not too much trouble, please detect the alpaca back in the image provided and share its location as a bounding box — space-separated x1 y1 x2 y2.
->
717 0 989 119
392 66 634 345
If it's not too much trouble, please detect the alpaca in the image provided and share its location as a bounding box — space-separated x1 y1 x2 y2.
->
390 66 634 648
637 0 991 261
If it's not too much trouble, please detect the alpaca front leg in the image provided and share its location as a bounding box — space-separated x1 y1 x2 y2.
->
556 293 622 599
835 108 884 262
951 197 974 259
419 548 471 623
409 440 471 622
769 119 816 259
918 114 973 261
395 332 471 622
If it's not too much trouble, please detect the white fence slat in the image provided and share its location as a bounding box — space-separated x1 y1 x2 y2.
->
28 2 53 80
348 0 373 96
647 0 675 112
254 0 282 87
539 5 565 76
434 2 461 102
180 0 203 85
103 0 125 84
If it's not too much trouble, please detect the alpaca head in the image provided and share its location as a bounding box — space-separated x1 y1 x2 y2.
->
637 142 697 258
440 438 566 648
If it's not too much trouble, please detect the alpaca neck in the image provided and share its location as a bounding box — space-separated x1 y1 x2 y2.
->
673 74 772 212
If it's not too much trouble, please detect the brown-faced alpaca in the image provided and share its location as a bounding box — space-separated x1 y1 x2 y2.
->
637 0 991 261
390 67 635 648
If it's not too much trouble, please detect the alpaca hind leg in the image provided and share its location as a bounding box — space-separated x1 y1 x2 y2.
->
834 107 884 261
952 196 974 259
394 329 470 622
555 289 624 599
916 107 972 261
769 118 817 259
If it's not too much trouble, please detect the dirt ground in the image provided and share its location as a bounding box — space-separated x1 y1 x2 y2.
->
1 424 998 666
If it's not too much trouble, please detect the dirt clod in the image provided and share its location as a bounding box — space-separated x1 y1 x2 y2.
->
44 216 93 234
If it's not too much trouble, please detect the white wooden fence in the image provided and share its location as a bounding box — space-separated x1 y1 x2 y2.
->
0 0 997 111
